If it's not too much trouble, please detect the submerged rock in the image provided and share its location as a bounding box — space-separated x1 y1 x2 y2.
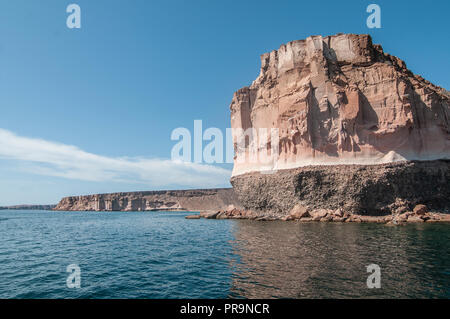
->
185 215 201 219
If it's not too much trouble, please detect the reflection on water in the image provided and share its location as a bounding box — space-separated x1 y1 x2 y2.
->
0 210 448 298
229 221 450 298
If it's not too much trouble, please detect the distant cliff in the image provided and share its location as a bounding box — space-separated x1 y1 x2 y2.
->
54 188 241 212
0 205 56 210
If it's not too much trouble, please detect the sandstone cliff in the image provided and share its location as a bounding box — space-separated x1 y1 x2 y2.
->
230 34 450 216
54 188 240 212
230 33 449 176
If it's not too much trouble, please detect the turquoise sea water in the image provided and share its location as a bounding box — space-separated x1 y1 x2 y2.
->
0 210 449 299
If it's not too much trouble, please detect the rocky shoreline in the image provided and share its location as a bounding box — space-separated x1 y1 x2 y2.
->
186 203 450 225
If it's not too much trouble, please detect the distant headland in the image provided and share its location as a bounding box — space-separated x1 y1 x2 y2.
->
0 205 56 211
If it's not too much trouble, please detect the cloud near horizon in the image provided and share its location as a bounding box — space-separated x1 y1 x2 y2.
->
0 128 232 188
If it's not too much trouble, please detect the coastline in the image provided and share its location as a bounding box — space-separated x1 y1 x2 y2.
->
52 188 241 212
0 205 56 211
186 205 450 225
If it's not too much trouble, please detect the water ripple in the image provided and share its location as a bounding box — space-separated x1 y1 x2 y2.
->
0 210 448 298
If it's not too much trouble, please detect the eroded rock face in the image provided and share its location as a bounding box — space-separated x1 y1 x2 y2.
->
230 33 450 176
54 188 241 212
230 34 450 215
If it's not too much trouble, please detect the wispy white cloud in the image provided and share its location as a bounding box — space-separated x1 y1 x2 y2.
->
0 128 231 188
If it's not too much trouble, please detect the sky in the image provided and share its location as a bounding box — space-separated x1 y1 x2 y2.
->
0 0 449 205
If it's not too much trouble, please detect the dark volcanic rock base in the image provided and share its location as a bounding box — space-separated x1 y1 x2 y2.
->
230 160 450 216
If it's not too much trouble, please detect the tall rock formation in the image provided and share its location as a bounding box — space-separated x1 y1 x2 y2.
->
230 34 450 215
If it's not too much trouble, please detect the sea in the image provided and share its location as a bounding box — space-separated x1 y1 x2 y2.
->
0 210 448 299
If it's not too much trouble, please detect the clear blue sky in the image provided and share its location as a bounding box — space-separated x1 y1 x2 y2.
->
0 0 449 205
